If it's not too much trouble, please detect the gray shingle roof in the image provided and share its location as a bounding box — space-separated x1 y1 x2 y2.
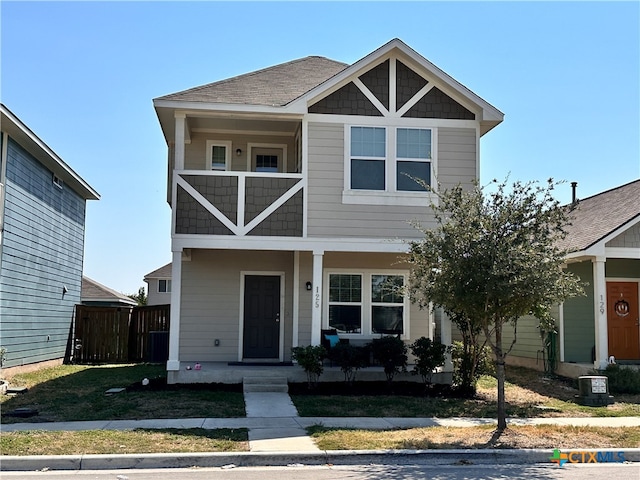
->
560 179 640 253
155 56 348 107
144 263 172 280
81 276 137 306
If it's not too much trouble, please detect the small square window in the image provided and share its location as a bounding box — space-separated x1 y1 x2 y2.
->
158 279 172 293
53 174 63 189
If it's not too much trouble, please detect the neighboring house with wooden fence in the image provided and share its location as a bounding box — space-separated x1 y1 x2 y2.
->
0 104 99 372
152 38 503 384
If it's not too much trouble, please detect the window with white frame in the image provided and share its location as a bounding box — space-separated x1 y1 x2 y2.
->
206 140 231 171
350 126 386 190
158 279 172 293
328 274 362 333
327 271 407 336
347 125 432 194
396 128 431 191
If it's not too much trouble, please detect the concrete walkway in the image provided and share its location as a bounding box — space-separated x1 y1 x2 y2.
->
3 390 640 472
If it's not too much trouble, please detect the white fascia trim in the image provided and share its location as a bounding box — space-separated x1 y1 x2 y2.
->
153 100 306 116
171 235 411 253
605 247 640 259
306 113 478 129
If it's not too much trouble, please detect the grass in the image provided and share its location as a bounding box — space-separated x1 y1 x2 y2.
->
291 366 640 418
0 364 245 423
0 428 249 455
309 425 640 450
2 363 639 455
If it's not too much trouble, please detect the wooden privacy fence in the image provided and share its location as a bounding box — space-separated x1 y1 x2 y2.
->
73 304 170 364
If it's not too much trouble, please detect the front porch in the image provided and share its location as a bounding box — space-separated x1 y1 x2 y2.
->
167 361 453 385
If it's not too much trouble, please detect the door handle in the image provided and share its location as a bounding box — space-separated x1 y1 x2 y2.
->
275 313 280 323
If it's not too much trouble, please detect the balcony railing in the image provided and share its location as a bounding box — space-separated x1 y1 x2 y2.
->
174 170 304 237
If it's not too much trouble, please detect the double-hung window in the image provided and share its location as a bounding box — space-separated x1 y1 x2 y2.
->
158 279 172 293
396 128 431 191
328 274 362 333
371 275 404 334
206 140 231 171
327 271 407 336
350 126 386 190
346 126 433 198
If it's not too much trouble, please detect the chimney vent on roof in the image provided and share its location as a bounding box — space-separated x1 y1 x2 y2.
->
571 182 578 206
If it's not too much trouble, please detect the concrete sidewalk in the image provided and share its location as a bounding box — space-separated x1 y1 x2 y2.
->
2 389 640 471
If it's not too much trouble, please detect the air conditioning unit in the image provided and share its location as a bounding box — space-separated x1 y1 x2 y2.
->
576 375 614 406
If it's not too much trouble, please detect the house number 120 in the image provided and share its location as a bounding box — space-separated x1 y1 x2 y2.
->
315 287 320 308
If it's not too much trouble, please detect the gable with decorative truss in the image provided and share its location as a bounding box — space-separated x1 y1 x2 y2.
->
309 58 475 120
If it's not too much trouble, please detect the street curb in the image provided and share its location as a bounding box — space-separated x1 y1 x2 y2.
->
2 448 639 471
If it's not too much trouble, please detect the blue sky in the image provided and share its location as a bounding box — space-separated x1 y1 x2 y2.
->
2 1 638 295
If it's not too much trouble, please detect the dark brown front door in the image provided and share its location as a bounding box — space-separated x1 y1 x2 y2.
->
607 282 640 360
243 275 280 359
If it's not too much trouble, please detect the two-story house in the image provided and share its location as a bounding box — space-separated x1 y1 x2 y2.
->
153 39 503 384
0 104 99 372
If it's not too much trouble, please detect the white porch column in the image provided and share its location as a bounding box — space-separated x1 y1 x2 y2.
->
439 308 453 372
592 257 608 370
310 250 324 345
167 250 183 371
174 113 186 170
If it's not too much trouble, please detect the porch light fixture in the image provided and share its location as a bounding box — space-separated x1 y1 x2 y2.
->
236 148 242 156
306 281 312 291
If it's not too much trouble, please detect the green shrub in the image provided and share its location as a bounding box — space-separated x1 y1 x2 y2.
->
291 345 326 389
409 337 448 386
369 336 408 383
603 364 640 394
329 343 368 385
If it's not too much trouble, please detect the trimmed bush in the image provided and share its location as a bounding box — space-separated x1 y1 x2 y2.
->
329 343 368 385
603 364 640 394
291 345 326 389
369 336 408 383
410 337 448 386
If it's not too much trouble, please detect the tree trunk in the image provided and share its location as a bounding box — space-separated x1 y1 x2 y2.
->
495 322 507 432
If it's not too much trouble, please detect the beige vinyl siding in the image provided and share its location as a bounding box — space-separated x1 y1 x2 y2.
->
606 223 640 248
184 133 296 172
437 128 477 189
179 249 294 362
297 252 314 346
306 122 477 239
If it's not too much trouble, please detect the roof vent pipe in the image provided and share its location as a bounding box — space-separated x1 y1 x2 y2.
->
571 181 578 206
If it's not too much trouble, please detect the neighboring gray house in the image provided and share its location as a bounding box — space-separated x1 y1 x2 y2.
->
506 180 640 376
153 39 503 383
81 276 137 308
143 263 172 306
0 104 99 370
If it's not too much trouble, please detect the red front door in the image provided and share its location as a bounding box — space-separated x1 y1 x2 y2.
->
607 282 640 360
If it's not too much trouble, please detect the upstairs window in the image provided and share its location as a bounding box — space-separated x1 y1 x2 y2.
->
350 126 386 190
158 279 172 293
345 126 434 201
396 128 431 191
206 141 231 171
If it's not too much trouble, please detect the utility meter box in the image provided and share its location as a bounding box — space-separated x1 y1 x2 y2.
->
576 375 614 406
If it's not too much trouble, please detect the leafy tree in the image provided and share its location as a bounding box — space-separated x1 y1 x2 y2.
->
128 286 148 306
407 178 583 432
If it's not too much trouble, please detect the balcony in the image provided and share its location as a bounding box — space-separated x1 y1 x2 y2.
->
174 170 304 237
